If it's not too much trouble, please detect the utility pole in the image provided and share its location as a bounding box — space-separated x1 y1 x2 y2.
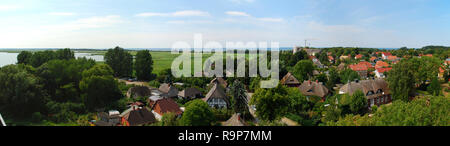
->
0 113 6 126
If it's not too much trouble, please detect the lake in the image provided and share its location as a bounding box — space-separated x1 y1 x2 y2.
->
0 52 104 67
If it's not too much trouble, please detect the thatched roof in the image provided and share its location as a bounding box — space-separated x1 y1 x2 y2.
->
339 79 390 100
223 113 246 126
210 77 228 87
178 87 202 99
203 83 228 103
126 86 152 99
280 72 300 85
298 80 329 98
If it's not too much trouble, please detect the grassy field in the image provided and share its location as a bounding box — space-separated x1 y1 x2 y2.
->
0 49 254 75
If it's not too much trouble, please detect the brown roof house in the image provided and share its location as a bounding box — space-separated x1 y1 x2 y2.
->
120 106 156 126
178 87 203 99
148 97 183 121
210 77 228 88
280 72 301 87
298 80 329 101
203 83 230 109
339 79 391 108
126 86 152 99
159 83 179 98
223 113 246 126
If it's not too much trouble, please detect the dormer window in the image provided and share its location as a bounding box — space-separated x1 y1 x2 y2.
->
366 91 374 96
307 89 313 92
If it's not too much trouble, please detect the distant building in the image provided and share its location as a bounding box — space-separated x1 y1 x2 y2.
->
95 110 121 126
387 55 400 62
126 86 152 99
298 80 329 101
210 77 228 88
355 54 363 60
280 72 301 87
375 61 389 69
293 46 322 56
339 55 351 60
159 83 179 98
339 79 392 107
374 67 392 78
178 87 203 99
328 56 335 63
382 52 392 60
349 63 369 79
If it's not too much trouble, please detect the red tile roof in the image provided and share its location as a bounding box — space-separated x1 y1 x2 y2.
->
375 61 389 69
355 54 363 59
328 56 334 61
152 98 183 116
359 61 373 68
376 67 392 73
349 64 368 71
387 55 398 61
382 52 392 56
370 56 377 61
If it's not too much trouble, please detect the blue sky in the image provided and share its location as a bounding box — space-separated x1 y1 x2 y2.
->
0 0 449 48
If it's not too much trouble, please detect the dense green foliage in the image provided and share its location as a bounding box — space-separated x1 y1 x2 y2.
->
339 90 367 115
79 64 123 111
250 84 290 121
0 65 46 118
135 50 154 81
17 51 33 64
104 46 133 77
181 99 216 126
339 69 360 84
328 96 449 126
292 60 315 82
229 80 249 115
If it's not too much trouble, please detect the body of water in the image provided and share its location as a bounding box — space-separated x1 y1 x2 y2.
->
0 52 104 67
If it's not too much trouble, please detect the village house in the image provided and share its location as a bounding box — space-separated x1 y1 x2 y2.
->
210 77 228 88
203 82 229 109
223 113 247 126
94 110 121 126
159 83 179 98
349 63 369 79
120 105 156 126
281 72 301 87
328 56 335 63
312 57 325 68
375 61 390 69
339 79 392 108
374 67 392 78
387 55 400 62
148 97 183 120
381 52 393 60
339 55 351 60
178 87 203 99
126 86 152 99
298 80 329 101
355 54 363 60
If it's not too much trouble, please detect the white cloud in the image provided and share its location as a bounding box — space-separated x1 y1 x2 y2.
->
166 20 214 24
0 5 21 11
229 0 256 4
49 12 77 16
136 10 210 17
225 11 251 17
257 17 284 22
45 15 124 30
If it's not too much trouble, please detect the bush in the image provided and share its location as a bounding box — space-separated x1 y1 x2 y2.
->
31 112 43 123
148 80 160 88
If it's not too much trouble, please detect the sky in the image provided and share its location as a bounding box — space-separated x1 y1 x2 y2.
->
0 0 449 48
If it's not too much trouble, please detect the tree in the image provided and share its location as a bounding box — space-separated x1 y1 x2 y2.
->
161 112 179 126
135 50 154 81
427 77 441 96
250 84 290 121
292 60 314 82
341 90 367 115
104 46 133 77
17 51 33 65
30 50 57 67
387 60 416 101
229 80 249 115
286 50 308 67
79 64 123 111
181 99 216 126
56 48 75 60
339 69 360 84
326 68 340 89
287 88 310 115
0 64 45 118
328 96 450 126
